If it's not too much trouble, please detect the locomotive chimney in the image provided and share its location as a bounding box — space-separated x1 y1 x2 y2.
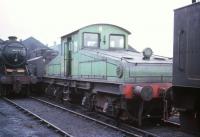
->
8 36 17 41
192 0 196 3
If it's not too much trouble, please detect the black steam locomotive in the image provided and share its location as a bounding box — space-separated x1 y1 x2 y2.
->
0 36 36 96
172 1 200 133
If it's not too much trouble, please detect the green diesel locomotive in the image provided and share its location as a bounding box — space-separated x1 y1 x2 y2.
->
43 24 172 125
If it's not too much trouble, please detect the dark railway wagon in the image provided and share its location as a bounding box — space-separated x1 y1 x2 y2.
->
172 1 200 132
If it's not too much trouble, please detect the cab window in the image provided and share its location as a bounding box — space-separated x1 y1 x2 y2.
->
83 33 99 48
110 35 125 49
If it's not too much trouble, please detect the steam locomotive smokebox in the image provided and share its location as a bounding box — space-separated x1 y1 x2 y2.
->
173 2 200 88
1 37 27 67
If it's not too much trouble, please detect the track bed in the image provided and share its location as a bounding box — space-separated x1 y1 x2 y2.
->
0 99 59 137
32 96 196 137
6 97 126 137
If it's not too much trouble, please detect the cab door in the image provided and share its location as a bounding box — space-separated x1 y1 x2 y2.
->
64 37 72 77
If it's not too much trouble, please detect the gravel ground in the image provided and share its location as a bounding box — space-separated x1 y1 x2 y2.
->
145 116 196 137
146 126 196 137
0 99 59 137
12 98 125 137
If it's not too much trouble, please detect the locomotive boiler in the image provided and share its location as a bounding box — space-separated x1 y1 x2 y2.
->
0 36 36 96
42 24 172 126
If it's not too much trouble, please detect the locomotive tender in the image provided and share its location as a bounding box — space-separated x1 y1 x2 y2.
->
172 1 200 132
43 24 172 125
0 36 35 96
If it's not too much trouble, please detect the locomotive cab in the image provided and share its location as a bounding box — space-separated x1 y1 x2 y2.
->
61 24 130 51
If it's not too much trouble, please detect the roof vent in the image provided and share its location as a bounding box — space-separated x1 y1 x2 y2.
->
8 36 17 41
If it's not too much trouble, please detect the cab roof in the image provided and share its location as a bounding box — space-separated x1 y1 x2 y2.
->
61 23 131 39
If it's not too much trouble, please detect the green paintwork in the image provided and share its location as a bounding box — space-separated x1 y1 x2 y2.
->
45 24 172 83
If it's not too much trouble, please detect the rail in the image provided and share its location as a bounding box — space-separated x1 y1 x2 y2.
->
3 97 73 137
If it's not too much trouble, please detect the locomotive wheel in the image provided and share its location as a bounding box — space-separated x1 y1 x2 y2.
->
81 93 95 111
63 88 81 104
45 84 55 98
87 94 96 111
62 87 71 104
180 111 200 134
55 87 63 103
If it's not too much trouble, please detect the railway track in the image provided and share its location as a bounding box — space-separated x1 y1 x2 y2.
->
3 97 73 137
3 96 194 137
30 96 195 137
30 96 159 137
3 97 159 137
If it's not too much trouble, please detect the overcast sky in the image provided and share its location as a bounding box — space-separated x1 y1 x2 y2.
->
0 0 191 57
